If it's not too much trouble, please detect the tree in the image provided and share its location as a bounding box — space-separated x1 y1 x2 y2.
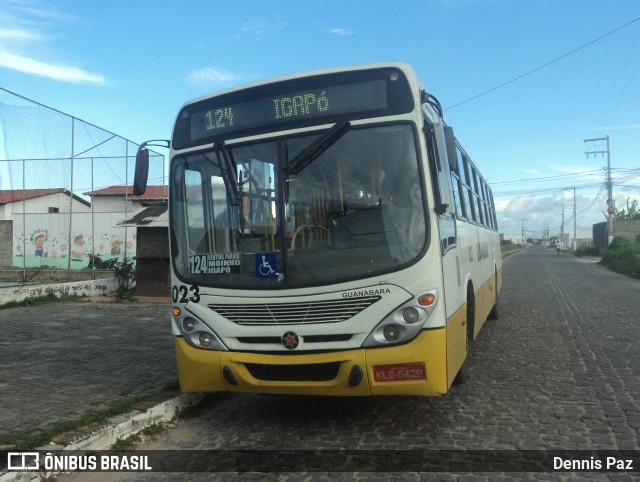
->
615 198 640 221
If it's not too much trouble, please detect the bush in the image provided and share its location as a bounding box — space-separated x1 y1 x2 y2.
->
599 236 640 279
113 257 136 299
574 246 600 257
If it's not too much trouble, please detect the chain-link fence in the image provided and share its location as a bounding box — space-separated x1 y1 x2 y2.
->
0 87 165 283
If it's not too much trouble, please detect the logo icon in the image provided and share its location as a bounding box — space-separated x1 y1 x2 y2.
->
256 253 277 278
281 331 300 350
8 452 39 471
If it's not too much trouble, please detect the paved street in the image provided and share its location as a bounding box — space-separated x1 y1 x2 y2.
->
57 247 640 480
3 247 638 480
0 300 177 439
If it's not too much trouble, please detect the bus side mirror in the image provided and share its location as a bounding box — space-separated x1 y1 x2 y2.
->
133 148 149 196
444 126 458 172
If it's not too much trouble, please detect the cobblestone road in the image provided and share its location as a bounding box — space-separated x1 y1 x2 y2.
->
63 248 640 480
0 301 177 438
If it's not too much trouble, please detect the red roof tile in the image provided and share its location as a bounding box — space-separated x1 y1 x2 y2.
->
83 185 168 201
0 188 90 207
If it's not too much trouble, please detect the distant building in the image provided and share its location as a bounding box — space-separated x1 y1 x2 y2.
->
0 189 91 267
118 204 170 297
83 185 168 213
0 188 91 220
0 186 167 269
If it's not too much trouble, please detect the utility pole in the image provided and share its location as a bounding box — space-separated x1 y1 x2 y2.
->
521 219 528 246
555 203 565 248
585 136 613 244
562 187 577 250
573 187 577 250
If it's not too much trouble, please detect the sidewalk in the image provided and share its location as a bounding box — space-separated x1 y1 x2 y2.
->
0 297 194 451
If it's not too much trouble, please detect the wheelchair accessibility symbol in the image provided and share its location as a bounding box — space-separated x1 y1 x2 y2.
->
255 253 277 278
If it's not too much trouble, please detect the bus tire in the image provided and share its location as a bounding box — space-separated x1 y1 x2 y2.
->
488 275 499 320
454 287 475 386
466 285 475 347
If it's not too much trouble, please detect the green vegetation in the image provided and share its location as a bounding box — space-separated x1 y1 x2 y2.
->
500 240 522 258
615 199 640 220
110 422 167 450
0 379 181 451
599 236 640 279
113 257 136 300
0 395 150 451
573 245 600 257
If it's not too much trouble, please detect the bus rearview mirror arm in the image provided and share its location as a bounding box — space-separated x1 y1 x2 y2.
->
133 140 170 196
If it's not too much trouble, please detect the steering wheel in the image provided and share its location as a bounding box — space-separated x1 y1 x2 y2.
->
290 224 327 250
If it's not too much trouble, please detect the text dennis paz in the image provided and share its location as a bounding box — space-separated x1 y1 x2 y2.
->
554 456 635 471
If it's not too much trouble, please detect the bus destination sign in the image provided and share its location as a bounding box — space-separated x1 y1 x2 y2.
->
172 68 413 148
190 80 387 140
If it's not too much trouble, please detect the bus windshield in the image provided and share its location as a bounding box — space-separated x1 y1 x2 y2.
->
170 123 427 288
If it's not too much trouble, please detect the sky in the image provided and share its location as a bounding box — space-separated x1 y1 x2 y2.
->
0 0 639 241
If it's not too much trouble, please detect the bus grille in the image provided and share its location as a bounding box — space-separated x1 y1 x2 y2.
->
245 362 340 381
208 296 380 325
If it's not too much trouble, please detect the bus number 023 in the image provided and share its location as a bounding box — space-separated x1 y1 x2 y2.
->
172 285 200 303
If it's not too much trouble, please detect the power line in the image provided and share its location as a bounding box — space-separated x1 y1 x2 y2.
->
493 183 602 197
445 16 640 110
490 169 603 185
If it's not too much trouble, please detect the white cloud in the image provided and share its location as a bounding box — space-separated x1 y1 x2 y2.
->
0 28 44 42
0 50 105 84
233 18 286 40
0 1 105 84
327 28 355 36
184 67 243 88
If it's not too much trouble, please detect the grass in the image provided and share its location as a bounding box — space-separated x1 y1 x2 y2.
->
599 236 640 279
111 422 167 450
0 380 182 451
500 240 522 259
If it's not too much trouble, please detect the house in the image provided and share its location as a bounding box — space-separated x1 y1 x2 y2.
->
0 188 91 220
0 189 91 268
83 185 168 214
0 186 168 270
80 186 168 267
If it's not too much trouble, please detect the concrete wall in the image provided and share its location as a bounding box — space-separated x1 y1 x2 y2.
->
0 269 115 282
593 219 640 254
0 220 12 267
614 219 640 242
0 278 118 305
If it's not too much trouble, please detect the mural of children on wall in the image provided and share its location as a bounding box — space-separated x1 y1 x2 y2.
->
110 235 123 256
13 223 137 269
71 233 86 261
30 229 48 258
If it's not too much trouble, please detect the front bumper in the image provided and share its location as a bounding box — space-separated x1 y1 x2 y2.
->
175 328 449 396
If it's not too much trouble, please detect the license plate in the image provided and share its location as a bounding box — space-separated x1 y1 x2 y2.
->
373 363 426 382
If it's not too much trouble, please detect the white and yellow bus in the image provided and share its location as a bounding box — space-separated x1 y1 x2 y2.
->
135 63 502 396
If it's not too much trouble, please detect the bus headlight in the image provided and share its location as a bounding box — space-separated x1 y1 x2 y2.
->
199 332 213 347
363 290 439 348
172 306 227 351
383 325 401 341
402 307 420 323
182 317 196 331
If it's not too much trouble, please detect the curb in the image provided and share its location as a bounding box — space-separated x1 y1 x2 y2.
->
1 393 204 482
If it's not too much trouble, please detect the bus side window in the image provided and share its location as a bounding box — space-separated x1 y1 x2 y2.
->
450 171 465 219
424 121 449 214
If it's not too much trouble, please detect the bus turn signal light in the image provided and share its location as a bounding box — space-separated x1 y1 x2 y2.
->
418 294 436 306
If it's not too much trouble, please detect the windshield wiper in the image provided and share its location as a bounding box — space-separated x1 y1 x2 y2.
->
284 121 350 175
214 141 239 205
